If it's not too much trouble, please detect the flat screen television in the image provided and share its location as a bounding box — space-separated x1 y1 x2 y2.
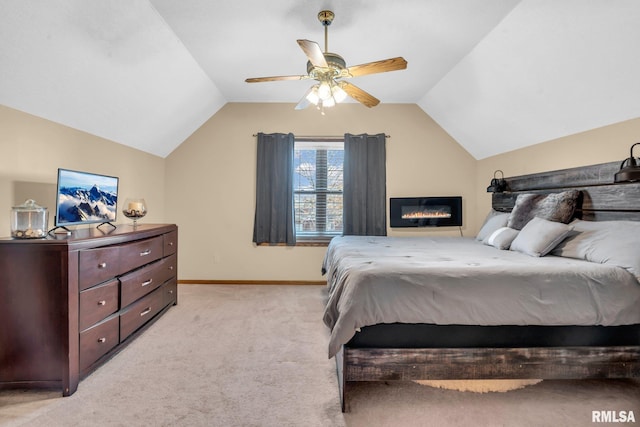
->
55 168 119 228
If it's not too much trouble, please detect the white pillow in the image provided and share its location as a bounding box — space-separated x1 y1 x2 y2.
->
510 217 573 257
476 210 509 242
484 227 520 250
551 219 640 280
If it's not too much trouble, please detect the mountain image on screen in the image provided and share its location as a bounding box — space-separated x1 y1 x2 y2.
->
58 185 117 223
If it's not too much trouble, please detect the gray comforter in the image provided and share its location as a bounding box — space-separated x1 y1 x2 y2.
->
322 236 640 358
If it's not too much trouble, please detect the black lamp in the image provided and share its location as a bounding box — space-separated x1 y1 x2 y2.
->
486 170 507 193
614 142 640 183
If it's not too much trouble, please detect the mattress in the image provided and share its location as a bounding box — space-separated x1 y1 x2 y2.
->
322 236 640 358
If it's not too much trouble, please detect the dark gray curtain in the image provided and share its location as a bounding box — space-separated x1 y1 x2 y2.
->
343 133 387 236
253 132 296 245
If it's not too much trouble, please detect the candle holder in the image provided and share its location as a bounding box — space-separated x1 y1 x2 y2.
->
122 198 147 227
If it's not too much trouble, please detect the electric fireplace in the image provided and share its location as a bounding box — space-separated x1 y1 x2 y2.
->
390 197 462 227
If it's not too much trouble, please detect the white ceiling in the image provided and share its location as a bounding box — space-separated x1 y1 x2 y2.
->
1 0 639 159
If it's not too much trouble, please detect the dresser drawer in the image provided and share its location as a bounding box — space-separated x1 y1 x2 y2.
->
119 236 163 275
120 287 164 341
163 230 178 256
162 279 178 307
120 259 167 308
79 246 120 291
79 279 119 331
80 315 119 371
160 253 177 284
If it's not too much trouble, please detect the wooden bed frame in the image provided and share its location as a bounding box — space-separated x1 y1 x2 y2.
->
335 160 640 412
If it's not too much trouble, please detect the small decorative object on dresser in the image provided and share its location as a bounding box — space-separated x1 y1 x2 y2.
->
122 198 147 226
11 199 48 239
0 223 178 396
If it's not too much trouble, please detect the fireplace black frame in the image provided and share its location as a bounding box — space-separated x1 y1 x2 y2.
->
389 197 462 228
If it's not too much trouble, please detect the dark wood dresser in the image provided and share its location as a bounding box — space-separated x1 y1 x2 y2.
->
0 223 178 396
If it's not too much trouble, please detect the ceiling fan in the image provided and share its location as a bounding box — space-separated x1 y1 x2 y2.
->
245 10 407 113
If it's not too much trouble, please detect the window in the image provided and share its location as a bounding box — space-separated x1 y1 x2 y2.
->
253 132 385 245
293 139 344 240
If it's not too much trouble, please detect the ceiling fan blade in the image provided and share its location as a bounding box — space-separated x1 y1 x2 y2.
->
297 39 328 68
340 82 380 108
346 57 407 77
295 87 314 110
245 75 307 83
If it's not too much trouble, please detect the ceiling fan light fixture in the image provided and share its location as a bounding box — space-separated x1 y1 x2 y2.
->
332 84 348 103
317 81 332 100
323 96 336 108
306 86 320 105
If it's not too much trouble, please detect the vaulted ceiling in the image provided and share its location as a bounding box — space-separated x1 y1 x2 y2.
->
1 1 639 159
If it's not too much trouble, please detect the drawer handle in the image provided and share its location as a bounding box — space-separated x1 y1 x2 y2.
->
98 262 107 269
168 242 174 246
169 266 174 271
97 300 106 306
97 337 107 343
140 307 151 317
139 249 152 256
141 279 153 287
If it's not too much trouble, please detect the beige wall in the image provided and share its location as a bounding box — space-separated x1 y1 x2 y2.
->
476 117 640 216
0 105 166 235
4 102 638 282
165 103 477 281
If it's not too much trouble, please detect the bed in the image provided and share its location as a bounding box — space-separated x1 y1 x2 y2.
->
322 160 640 412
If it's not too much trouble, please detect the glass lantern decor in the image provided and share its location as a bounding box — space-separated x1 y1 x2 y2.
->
122 198 147 227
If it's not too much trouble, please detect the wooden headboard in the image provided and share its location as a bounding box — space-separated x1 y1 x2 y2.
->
491 160 640 221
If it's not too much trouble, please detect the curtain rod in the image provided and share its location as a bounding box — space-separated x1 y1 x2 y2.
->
252 134 390 138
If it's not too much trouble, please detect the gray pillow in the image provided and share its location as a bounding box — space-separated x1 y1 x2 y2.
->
510 217 574 257
551 219 640 280
476 210 509 242
484 227 520 250
507 190 580 230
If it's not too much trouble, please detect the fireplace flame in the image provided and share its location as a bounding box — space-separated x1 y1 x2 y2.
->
401 210 452 219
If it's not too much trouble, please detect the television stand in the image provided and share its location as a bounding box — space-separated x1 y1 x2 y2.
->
48 225 72 236
97 221 117 230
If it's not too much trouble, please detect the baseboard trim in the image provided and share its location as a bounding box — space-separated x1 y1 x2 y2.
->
178 279 325 286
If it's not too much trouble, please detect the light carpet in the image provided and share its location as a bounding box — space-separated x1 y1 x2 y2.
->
1 284 639 427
